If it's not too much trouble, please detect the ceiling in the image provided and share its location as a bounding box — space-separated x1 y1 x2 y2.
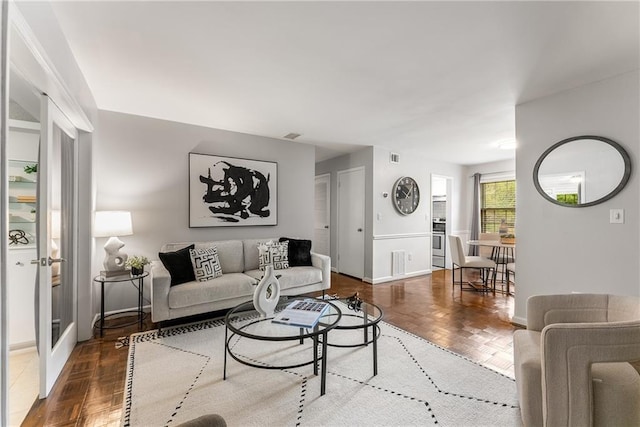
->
48 1 639 165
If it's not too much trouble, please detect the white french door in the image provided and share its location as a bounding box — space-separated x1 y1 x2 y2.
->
314 174 330 256
36 95 78 398
337 167 365 279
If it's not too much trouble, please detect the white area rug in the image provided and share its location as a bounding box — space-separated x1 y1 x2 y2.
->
123 310 521 426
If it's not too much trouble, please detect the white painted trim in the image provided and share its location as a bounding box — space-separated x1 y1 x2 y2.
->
9 340 36 352
369 270 432 285
103 305 151 318
8 4 93 132
8 118 39 131
373 232 431 240
91 305 151 330
0 0 8 421
331 267 338 273
480 171 516 183
363 276 374 284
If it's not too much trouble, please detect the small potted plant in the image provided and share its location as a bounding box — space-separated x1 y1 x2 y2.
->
23 164 37 175
500 234 516 245
126 255 150 276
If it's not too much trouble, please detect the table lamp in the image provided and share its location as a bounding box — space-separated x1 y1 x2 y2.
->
94 211 133 276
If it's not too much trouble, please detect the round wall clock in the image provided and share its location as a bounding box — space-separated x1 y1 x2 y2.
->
393 176 420 215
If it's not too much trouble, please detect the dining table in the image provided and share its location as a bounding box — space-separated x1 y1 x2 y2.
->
467 239 515 294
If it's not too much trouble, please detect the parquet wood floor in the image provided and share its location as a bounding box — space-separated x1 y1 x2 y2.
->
21 269 519 426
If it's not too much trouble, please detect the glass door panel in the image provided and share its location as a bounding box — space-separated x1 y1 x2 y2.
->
37 95 78 398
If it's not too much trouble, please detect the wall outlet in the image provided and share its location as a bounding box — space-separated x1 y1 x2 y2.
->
407 253 413 261
610 209 624 224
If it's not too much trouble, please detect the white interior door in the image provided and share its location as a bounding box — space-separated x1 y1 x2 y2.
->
37 95 78 398
314 174 330 256
337 167 365 279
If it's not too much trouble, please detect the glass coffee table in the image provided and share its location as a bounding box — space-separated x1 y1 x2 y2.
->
319 297 383 376
224 296 341 396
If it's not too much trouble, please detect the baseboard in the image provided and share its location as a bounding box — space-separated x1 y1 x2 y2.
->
511 316 527 327
405 269 431 278
9 340 36 352
331 267 338 273
341 271 431 285
369 270 431 285
94 304 151 326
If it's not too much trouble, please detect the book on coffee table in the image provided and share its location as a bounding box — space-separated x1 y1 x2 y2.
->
272 299 330 328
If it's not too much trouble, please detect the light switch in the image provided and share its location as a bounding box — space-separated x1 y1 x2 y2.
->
377 213 382 221
610 209 624 224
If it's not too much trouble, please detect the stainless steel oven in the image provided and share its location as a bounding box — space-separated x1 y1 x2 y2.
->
432 221 446 268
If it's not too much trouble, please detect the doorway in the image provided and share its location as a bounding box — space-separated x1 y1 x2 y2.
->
7 70 41 425
314 174 330 256
431 175 452 270
337 167 365 279
0 4 93 425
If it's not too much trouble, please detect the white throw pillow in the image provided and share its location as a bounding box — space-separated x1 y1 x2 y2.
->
258 241 289 270
189 247 223 281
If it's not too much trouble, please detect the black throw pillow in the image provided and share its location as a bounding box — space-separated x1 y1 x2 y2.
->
159 244 196 286
279 237 312 267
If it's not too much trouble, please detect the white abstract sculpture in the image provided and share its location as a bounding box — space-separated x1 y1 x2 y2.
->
253 265 280 317
103 236 129 271
94 211 133 273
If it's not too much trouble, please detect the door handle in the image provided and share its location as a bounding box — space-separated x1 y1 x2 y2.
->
357 228 363 232
324 225 329 229
16 261 24 266
31 257 66 266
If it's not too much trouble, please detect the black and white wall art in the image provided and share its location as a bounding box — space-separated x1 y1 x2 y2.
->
189 153 277 227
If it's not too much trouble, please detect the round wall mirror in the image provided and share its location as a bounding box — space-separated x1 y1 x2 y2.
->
533 136 631 207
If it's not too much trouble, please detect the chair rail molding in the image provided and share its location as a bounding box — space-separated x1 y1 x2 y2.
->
373 232 431 240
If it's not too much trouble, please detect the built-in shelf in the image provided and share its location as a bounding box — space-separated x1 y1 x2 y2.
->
8 159 38 248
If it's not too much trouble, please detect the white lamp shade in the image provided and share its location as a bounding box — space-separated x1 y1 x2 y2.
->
94 211 133 237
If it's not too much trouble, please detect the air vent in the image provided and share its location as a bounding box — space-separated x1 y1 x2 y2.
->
392 250 406 276
283 132 301 140
390 152 400 164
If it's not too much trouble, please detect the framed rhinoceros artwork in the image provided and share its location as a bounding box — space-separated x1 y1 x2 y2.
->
189 153 277 227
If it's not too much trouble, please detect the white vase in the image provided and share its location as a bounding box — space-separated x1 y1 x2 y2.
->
253 265 280 317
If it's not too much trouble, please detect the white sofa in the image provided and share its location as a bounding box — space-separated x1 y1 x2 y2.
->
151 238 331 323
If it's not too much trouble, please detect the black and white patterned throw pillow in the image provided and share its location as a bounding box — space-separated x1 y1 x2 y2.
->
258 241 289 270
189 246 223 281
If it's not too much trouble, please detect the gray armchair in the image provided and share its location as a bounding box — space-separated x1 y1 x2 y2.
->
513 294 640 427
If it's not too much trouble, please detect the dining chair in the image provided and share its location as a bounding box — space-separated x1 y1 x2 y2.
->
505 262 515 295
448 235 496 293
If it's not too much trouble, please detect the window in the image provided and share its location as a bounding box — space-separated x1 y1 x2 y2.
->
481 180 516 233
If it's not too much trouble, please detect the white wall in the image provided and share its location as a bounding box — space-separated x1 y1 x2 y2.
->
316 146 467 283
95 111 316 312
372 146 467 282
514 70 640 324
315 147 374 277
